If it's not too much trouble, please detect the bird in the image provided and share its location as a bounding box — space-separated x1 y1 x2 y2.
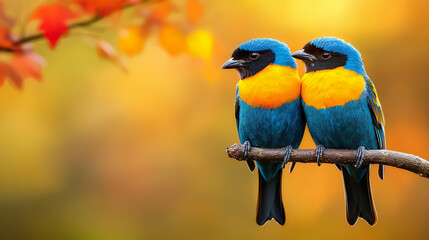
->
291 37 385 226
222 38 306 226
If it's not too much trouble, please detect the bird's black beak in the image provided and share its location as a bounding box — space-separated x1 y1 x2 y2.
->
222 58 246 69
291 49 317 62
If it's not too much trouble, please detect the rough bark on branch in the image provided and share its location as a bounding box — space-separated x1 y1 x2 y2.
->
226 143 429 178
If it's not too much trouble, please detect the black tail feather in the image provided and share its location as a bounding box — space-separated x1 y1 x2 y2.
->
256 170 285 226
341 166 377 226
246 160 255 172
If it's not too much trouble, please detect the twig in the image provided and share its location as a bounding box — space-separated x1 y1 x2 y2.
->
226 143 429 178
0 46 14 52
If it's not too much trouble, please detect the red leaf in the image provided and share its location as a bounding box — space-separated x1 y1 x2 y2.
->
10 52 45 82
30 2 77 48
73 0 137 16
0 67 4 86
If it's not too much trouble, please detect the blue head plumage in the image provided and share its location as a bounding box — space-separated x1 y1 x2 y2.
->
309 37 367 76
237 38 297 68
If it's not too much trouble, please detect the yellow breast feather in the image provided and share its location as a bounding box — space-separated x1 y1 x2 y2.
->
301 67 365 109
237 64 301 109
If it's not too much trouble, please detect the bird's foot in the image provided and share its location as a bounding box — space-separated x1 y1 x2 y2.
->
282 145 293 168
242 141 251 160
316 144 325 166
354 146 365 168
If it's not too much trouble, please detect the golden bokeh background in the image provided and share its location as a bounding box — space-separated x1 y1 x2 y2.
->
1 0 429 239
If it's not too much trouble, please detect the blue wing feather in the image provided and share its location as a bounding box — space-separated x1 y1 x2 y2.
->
235 87 255 172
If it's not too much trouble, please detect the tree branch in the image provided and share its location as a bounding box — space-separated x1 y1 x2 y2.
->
0 3 140 52
226 143 429 178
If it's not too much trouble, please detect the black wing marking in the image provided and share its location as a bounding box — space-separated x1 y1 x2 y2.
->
235 93 240 130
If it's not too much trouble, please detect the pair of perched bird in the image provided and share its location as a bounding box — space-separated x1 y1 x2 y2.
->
222 37 385 226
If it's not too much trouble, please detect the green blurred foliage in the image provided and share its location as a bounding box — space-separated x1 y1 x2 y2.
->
1 0 429 239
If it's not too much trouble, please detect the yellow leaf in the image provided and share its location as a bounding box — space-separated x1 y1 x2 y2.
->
186 30 213 60
159 24 186 56
118 26 145 56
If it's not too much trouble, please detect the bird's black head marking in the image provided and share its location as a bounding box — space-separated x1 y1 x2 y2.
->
222 49 275 79
293 43 348 73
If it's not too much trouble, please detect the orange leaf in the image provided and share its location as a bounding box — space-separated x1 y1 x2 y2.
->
159 24 186 56
186 0 204 25
73 0 136 16
143 0 175 27
30 2 77 48
0 2 17 50
0 27 15 49
118 26 146 56
0 62 23 89
9 52 45 82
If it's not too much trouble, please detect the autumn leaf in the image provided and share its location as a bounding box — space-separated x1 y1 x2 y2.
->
9 52 45 82
142 0 175 27
0 2 15 27
159 24 186 55
73 0 137 16
0 27 15 50
186 0 204 25
30 2 77 48
118 26 146 56
186 30 213 59
0 52 45 88
0 62 23 88
0 3 16 50
79 34 128 72
0 66 4 86
87 37 127 72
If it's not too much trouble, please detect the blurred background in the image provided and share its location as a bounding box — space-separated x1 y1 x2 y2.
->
1 0 429 239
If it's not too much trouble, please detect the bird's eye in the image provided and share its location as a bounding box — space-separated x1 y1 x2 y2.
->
321 52 331 59
250 52 259 60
